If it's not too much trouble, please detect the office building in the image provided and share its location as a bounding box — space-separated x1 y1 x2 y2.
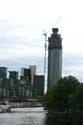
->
29 65 36 85
0 67 7 79
33 75 44 97
9 71 18 80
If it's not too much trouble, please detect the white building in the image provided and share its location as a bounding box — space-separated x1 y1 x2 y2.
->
29 65 36 85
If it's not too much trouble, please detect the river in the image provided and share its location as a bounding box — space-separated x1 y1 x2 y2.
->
0 107 47 125
1 107 81 125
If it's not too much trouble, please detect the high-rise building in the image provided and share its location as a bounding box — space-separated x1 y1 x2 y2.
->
0 67 7 96
0 67 7 79
9 71 18 96
29 65 36 85
48 28 62 89
21 68 31 81
33 75 44 97
21 68 31 77
9 71 18 80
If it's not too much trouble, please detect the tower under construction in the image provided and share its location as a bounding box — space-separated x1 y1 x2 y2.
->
47 28 62 89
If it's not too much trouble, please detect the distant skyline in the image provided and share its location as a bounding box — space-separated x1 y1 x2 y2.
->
0 0 83 82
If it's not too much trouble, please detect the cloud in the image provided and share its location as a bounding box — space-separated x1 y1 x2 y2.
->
0 56 44 75
0 0 83 83
0 43 44 60
63 54 83 81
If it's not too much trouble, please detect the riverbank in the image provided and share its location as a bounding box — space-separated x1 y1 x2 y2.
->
10 101 43 108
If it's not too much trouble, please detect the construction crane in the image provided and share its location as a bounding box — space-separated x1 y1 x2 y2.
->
43 32 48 84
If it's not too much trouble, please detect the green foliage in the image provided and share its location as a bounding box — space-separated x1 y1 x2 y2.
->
71 83 83 111
57 75 79 94
44 75 82 112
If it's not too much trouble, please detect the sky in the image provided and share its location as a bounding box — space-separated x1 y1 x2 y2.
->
0 0 83 85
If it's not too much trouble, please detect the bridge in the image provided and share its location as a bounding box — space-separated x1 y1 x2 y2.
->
0 96 42 102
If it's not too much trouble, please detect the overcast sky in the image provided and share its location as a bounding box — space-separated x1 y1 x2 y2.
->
0 0 83 82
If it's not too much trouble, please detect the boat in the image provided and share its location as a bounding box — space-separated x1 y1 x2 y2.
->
0 101 11 113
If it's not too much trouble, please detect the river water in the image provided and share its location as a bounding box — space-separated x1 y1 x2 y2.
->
0 107 83 125
0 107 46 125
1 107 82 125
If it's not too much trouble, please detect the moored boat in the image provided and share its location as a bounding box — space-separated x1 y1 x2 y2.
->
0 101 11 113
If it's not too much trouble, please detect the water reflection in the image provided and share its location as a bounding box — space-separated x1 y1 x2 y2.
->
0 108 83 125
0 108 46 125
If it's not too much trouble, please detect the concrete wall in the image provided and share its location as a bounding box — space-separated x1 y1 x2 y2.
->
48 48 62 88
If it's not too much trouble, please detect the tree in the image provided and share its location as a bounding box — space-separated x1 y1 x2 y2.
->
71 83 83 111
57 75 79 94
44 76 80 112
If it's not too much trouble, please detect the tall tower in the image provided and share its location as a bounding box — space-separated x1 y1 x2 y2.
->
29 65 36 85
47 28 62 89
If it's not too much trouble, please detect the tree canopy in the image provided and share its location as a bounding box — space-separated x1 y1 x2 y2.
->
44 76 83 112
